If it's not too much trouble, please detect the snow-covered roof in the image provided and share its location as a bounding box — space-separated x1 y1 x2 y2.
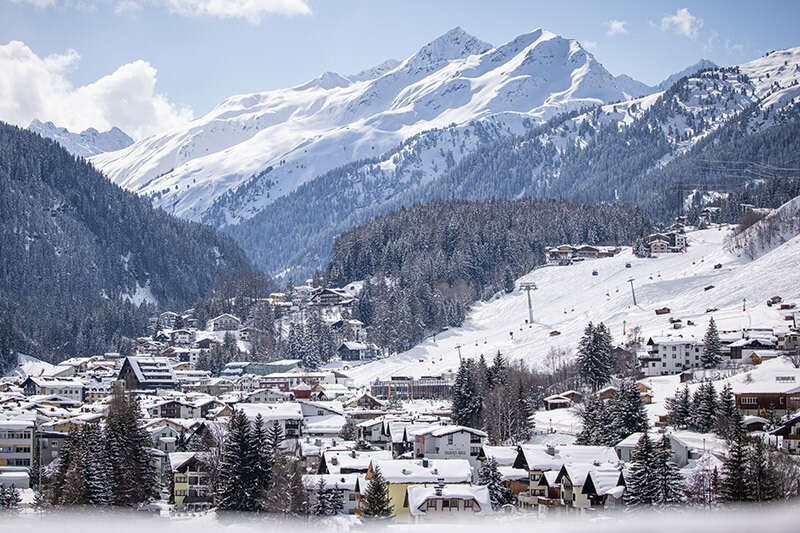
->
407 484 492 516
237 402 303 421
371 459 472 483
303 414 347 434
420 425 487 439
480 445 518 466
301 473 359 491
323 449 392 474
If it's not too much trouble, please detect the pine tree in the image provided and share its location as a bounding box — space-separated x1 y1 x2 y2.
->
103 385 157 506
339 418 358 441
747 438 778 502
610 379 649 441
653 434 685 507
478 458 513 509
576 395 614 446
720 432 749 502
691 380 718 432
702 317 722 368
216 409 258 511
624 433 660 508
715 383 742 440
361 466 393 518
451 359 481 428
79 423 111 505
666 385 692 428
328 485 344 515
0 485 21 511
311 477 332 516
578 322 612 391
250 414 270 504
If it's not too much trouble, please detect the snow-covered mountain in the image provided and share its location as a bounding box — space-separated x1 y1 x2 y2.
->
221 46 800 278
29 119 133 157
92 27 633 223
656 58 717 91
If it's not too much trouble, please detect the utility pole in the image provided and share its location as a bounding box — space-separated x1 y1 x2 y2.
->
455 344 463 362
628 278 637 306
519 282 538 324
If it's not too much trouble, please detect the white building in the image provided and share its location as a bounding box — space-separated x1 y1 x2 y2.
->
237 402 303 439
639 335 704 376
0 419 35 470
21 376 84 401
413 426 487 470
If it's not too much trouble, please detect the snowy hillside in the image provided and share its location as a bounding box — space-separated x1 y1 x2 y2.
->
347 225 800 385
92 27 633 223
29 119 133 157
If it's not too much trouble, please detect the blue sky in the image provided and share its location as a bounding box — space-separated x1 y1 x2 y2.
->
2 0 799 137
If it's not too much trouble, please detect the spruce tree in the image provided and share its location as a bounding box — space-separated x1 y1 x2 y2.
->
578 322 612 390
747 438 778 502
720 432 749 502
666 385 692 428
311 477 332 516
0 485 21 511
610 379 649 441
715 383 742 440
478 458 513 509
653 434 685 507
451 359 481 428
104 385 158 506
216 410 258 511
702 318 722 368
624 433 660 508
250 414 270 504
576 395 614 446
79 423 111 505
361 466 393 518
691 380 718 432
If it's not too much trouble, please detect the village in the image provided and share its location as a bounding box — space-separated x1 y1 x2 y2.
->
1 220 799 520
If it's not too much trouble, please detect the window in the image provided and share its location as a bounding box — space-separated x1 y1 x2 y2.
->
470 446 481 456
464 499 473 508
741 397 757 406
442 499 450 508
427 500 437 510
447 435 454 445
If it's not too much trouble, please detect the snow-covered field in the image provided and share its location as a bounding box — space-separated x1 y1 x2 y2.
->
348 225 800 386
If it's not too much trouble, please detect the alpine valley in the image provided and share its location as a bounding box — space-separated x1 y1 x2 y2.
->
89 27 800 279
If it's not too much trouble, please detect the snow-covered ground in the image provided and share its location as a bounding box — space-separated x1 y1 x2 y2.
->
348 225 800 386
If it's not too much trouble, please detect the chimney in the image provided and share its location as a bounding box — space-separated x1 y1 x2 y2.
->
546 444 556 456
434 478 445 496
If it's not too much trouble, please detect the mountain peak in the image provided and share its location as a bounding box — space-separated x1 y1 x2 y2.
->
296 71 352 91
28 119 133 157
405 26 492 71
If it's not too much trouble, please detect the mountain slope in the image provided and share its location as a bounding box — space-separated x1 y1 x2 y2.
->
29 119 133 157
346 224 800 385
93 27 631 225
225 47 800 277
0 122 253 360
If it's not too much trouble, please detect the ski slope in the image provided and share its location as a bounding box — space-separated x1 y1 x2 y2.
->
347 226 800 385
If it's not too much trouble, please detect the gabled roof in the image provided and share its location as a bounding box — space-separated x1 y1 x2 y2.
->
370 458 471 484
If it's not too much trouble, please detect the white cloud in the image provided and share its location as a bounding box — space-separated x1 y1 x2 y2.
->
605 19 627 36
164 0 311 22
660 8 703 39
0 40 192 139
